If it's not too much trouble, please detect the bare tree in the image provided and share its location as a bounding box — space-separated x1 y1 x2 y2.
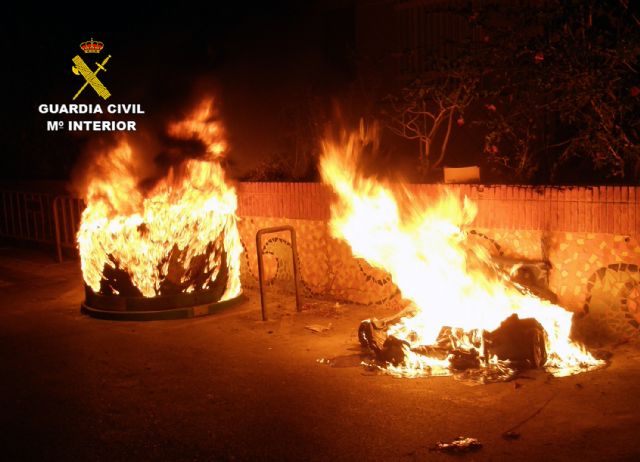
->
381 72 477 176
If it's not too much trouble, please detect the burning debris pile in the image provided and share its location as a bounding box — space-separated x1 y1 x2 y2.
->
319 124 604 380
359 312 548 382
77 99 242 306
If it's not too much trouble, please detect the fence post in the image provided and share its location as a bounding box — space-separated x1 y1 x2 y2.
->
52 197 63 263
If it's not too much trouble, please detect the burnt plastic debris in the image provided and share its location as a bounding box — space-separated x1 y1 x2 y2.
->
359 313 551 382
430 436 482 454
449 348 481 370
485 314 547 369
452 361 516 384
358 318 388 352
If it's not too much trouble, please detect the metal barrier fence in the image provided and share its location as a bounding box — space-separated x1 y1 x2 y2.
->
0 190 85 262
0 190 58 245
52 196 85 262
2 183 639 263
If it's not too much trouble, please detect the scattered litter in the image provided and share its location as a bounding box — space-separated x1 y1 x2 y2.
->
305 323 332 333
301 302 320 310
430 436 482 454
502 431 520 440
316 354 364 368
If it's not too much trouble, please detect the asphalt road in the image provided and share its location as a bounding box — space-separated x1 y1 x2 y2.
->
1 247 639 461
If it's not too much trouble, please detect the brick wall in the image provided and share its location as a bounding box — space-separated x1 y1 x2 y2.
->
237 183 640 236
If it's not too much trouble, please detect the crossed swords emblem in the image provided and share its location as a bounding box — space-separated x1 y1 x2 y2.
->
72 55 112 100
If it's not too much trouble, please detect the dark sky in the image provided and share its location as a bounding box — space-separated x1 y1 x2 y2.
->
1 2 354 181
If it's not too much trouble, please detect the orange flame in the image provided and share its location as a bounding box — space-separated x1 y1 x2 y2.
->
77 99 242 300
320 125 603 377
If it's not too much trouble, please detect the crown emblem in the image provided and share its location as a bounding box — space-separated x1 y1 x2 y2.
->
80 38 104 53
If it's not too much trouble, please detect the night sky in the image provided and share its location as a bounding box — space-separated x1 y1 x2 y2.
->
1 2 353 181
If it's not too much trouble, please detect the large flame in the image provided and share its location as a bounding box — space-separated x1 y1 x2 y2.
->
77 99 242 300
320 125 603 377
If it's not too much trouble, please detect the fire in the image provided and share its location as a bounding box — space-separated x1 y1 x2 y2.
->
320 125 603 378
77 99 242 301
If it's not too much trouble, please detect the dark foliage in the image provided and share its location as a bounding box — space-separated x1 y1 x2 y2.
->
381 0 640 183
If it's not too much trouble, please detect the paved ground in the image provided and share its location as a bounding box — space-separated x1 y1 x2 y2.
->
0 247 639 461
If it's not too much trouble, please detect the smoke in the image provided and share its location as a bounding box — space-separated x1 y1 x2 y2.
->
70 79 227 201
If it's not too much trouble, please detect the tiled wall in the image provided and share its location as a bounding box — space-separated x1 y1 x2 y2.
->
236 183 640 342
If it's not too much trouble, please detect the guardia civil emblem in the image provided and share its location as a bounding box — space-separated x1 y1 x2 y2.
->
72 38 112 100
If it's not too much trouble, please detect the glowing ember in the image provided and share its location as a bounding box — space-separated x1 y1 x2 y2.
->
319 124 604 378
77 99 242 301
